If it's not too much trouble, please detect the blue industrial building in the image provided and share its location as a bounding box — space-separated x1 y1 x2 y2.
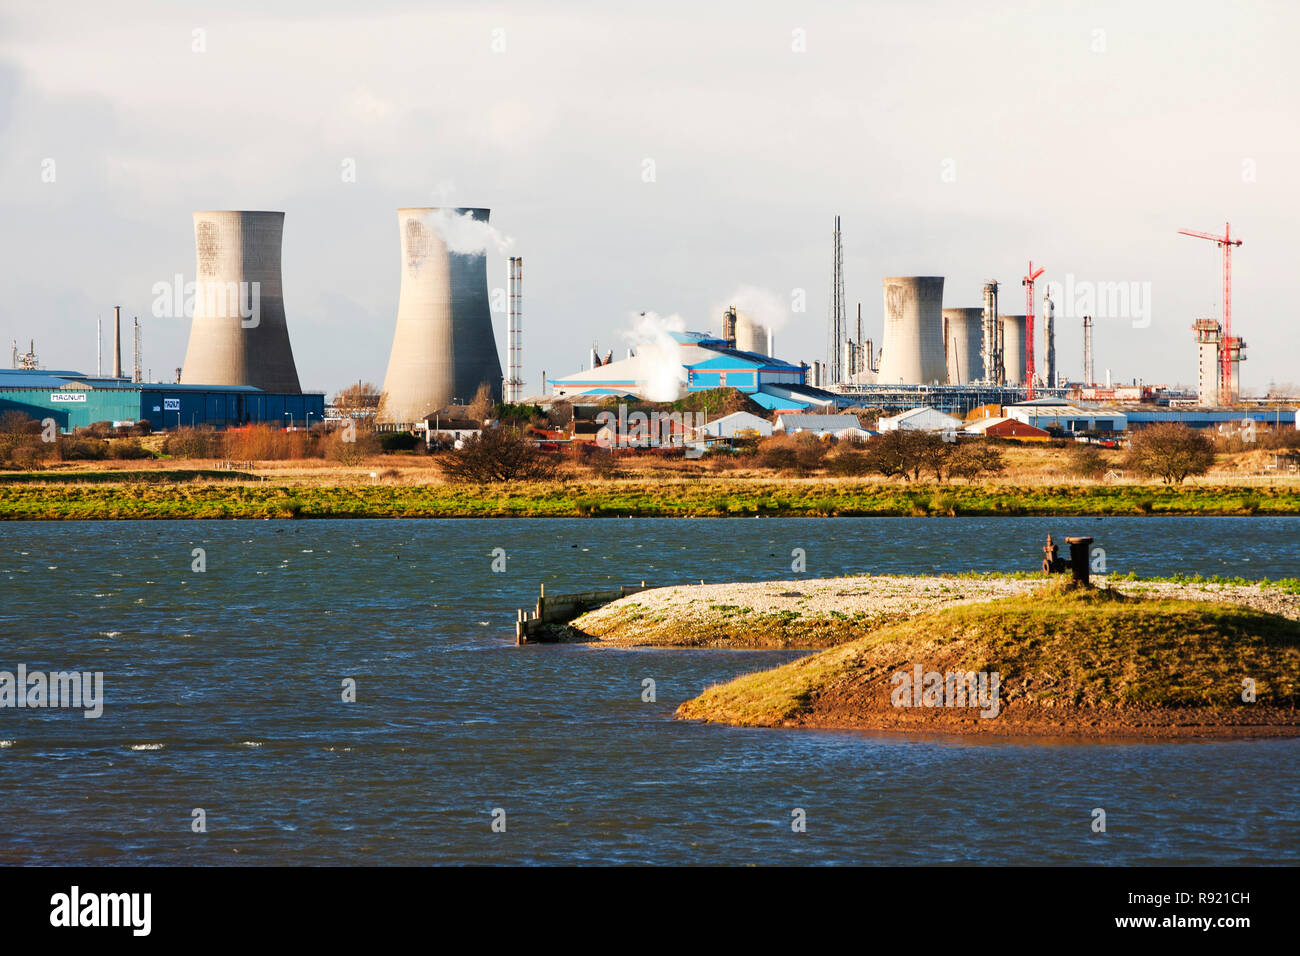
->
1125 407 1299 429
551 332 837 411
0 368 324 432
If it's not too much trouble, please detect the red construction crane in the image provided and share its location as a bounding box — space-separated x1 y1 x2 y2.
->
1022 261 1044 400
1178 222 1242 400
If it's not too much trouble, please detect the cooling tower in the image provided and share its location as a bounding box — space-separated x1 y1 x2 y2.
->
734 311 769 355
381 208 504 422
180 211 301 392
1001 315 1027 386
878 277 945 385
942 307 984 384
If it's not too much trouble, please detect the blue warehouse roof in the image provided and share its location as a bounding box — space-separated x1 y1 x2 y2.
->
686 349 803 374
1 368 276 393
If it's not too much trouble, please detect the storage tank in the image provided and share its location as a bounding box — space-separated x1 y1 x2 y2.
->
180 211 302 392
734 311 769 355
1000 314 1027 386
878 277 945 385
942 307 984 385
380 208 504 422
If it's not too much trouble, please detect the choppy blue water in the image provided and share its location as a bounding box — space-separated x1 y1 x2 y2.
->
1 516 1297 865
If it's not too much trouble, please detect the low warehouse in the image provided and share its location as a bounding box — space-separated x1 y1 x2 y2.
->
696 411 773 439
878 405 964 433
0 368 324 432
1005 399 1127 434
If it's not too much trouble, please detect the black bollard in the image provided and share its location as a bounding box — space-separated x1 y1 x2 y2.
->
1065 536 1094 587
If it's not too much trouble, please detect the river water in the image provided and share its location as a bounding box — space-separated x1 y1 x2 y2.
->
1 516 1296 865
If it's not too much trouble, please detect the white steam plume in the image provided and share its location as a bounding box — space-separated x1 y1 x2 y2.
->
711 285 791 334
428 208 514 255
623 311 688 402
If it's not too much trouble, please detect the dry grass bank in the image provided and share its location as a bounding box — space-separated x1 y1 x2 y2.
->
675 582 1300 738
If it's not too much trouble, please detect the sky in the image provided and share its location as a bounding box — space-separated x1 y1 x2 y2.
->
1 0 1297 397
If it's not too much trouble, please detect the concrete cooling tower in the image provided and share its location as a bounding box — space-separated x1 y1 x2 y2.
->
180 211 301 392
381 208 504 422
1001 315 1027 386
878 277 945 385
734 311 769 355
942 307 984 385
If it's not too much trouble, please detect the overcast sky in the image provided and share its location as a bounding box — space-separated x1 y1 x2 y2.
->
1 0 1296 396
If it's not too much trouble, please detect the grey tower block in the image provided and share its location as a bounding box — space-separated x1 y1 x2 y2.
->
180 211 302 393
381 207 504 423
942 307 985 385
1000 315 1027 386
879 276 945 385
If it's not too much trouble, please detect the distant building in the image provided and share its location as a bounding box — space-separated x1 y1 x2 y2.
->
774 413 862 436
423 415 484 445
1123 408 1298 430
1005 399 1128 434
964 416 1051 441
0 367 323 432
695 411 773 439
877 405 964 433
833 426 877 441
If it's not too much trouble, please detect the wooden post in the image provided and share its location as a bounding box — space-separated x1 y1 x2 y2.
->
1066 536 1093 587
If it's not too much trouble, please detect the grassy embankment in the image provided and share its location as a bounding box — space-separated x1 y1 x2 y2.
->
1 475 1298 519
676 582 1300 737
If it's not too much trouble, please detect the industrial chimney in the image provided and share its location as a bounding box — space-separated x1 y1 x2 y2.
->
981 281 1002 385
180 211 302 392
722 307 738 348
112 305 122 379
380 208 503 421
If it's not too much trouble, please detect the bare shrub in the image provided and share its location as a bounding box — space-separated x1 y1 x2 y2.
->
0 411 49 467
440 427 558 483
947 443 1006 483
1124 423 1216 484
1064 443 1106 480
163 427 220 459
58 436 108 460
109 439 153 460
758 432 827 475
320 428 379 466
862 430 945 481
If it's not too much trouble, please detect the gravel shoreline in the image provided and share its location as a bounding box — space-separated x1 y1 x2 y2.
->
564 575 1300 648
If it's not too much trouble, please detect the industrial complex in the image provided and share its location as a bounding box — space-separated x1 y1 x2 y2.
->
3 206 1294 439
4 209 321 432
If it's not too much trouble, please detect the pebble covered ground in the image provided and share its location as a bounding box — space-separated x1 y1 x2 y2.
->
566 575 1300 648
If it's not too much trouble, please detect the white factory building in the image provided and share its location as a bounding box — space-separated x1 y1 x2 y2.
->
695 411 773 439
774 413 864 438
877 405 964 433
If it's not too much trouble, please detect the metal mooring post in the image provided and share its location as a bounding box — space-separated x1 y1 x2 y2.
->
1066 536 1093 587
1042 535 1059 574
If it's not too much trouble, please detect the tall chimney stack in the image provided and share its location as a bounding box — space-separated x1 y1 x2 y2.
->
112 306 122 379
